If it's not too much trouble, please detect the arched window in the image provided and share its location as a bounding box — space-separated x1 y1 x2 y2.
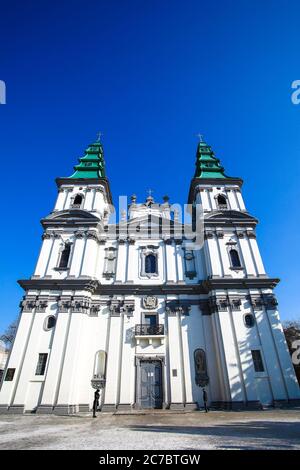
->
145 254 157 274
217 194 227 209
73 194 83 207
194 349 209 387
58 243 71 268
244 314 255 328
46 316 56 329
229 249 241 268
94 350 107 378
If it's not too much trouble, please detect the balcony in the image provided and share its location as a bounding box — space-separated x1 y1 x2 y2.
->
134 324 165 346
135 324 164 335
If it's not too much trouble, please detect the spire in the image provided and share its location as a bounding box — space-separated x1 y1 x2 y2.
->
194 139 231 179
69 139 106 179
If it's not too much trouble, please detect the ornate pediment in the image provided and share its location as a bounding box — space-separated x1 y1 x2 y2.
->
47 209 100 220
41 209 101 228
204 210 258 227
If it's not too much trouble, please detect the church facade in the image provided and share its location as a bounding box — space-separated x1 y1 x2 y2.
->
0 138 299 414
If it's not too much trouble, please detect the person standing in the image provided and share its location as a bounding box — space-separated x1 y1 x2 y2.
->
93 389 100 418
202 387 209 412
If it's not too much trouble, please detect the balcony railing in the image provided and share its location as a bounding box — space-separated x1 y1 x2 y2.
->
217 204 228 210
135 324 164 336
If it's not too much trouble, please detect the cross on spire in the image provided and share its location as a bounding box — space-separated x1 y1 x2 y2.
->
197 133 204 143
96 131 103 142
147 188 154 197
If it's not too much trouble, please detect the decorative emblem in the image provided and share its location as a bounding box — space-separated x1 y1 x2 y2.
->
91 376 106 389
142 296 158 309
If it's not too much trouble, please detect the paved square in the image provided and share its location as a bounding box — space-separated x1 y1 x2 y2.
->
0 409 299 450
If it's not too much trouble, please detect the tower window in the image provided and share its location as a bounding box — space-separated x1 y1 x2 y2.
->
45 316 56 330
4 368 15 381
35 353 48 376
229 249 241 268
72 194 83 208
145 254 157 274
217 194 228 209
58 243 71 269
251 350 264 372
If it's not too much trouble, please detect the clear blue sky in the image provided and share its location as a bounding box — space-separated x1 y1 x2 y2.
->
0 0 299 331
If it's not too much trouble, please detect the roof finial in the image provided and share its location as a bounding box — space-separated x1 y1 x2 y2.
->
197 133 204 143
96 131 103 142
147 188 154 197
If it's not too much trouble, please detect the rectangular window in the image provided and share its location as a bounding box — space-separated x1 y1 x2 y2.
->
144 314 157 326
35 353 48 376
4 368 15 381
251 350 264 372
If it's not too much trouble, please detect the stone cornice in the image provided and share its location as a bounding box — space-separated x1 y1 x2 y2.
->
18 276 279 294
18 279 207 295
204 210 258 228
202 277 280 290
41 210 102 229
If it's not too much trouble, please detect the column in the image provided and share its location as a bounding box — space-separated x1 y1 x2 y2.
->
68 233 85 277
81 233 98 277
116 241 127 283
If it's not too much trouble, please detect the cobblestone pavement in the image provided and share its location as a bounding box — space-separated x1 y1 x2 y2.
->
0 409 299 450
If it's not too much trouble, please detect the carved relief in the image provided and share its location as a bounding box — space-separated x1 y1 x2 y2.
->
142 296 158 309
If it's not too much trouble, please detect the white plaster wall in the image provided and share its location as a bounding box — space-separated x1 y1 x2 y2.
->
249 238 266 275
238 237 256 276
34 238 54 277
0 312 34 405
56 311 85 405
68 238 85 277
119 314 135 406
81 238 98 277
230 302 260 402
104 316 122 405
180 306 204 405
165 243 177 282
13 311 51 409
168 315 184 404
54 190 67 211
267 308 300 399
202 314 223 402
207 236 222 276
217 310 246 402
236 190 246 211
41 309 71 406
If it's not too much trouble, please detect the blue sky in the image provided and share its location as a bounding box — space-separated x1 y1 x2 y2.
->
0 0 300 330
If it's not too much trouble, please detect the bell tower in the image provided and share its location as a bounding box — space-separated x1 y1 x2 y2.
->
188 138 300 407
32 138 113 281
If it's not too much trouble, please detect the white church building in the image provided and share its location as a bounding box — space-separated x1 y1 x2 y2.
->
0 137 299 414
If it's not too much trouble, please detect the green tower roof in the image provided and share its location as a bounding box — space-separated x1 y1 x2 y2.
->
69 140 106 179
194 140 232 179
